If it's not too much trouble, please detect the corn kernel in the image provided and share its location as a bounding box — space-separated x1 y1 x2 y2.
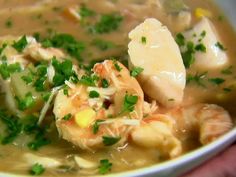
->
75 108 96 128
195 8 212 18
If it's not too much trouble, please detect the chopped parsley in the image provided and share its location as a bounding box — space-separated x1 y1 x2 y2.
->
88 13 123 34
79 74 99 86
79 5 96 18
0 109 22 144
186 72 208 87
51 58 76 86
181 41 195 69
195 43 206 52
200 30 206 38
113 60 122 71
0 43 7 55
30 163 45 175
92 120 105 134
42 34 85 61
120 94 138 114
221 66 233 75
102 136 121 146
101 78 109 88
91 38 115 51
130 67 144 77
208 78 225 85
99 159 112 174
175 33 185 46
215 42 227 51
63 113 72 121
0 60 21 80
89 90 100 98
21 74 34 84
12 35 28 52
15 92 35 111
0 110 50 150
141 36 147 44
223 88 232 93
5 19 13 28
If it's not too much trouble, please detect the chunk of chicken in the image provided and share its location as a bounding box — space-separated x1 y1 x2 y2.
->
128 18 186 107
182 17 229 70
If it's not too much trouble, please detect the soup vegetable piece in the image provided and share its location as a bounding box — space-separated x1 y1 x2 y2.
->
0 0 235 176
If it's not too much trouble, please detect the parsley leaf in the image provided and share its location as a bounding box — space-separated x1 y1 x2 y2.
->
43 34 85 61
175 33 185 46
141 36 147 44
221 66 233 75
79 5 96 18
89 90 100 98
30 163 45 175
12 35 28 52
0 43 7 55
195 43 206 52
186 72 208 87
102 136 121 146
91 38 115 51
120 94 138 114
208 78 225 85
99 159 112 174
63 113 72 121
0 59 21 80
80 75 98 86
215 42 227 51
101 78 109 88
15 92 35 111
130 67 144 77
92 120 105 134
113 60 122 71
89 13 123 34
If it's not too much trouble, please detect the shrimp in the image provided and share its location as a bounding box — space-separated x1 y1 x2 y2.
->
168 103 233 145
131 104 233 158
53 60 144 151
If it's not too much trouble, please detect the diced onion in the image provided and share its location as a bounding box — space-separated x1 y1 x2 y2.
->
24 153 61 168
74 156 97 169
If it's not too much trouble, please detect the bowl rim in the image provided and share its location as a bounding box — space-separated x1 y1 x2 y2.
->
0 128 235 177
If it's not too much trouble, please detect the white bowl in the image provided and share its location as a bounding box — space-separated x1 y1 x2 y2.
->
1 1 235 177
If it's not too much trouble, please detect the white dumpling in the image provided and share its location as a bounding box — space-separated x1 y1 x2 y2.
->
182 17 229 70
128 18 186 107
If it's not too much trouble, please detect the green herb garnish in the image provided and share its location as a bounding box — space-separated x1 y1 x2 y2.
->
120 94 138 114
91 38 115 51
30 163 45 175
92 120 105 134
208 78 225 85
215 42 227 51
141 36 147 44
79 5 96 18
15 92 35 111
102 136 121 146
89 13 123 34
101 78 109 88
186 72 208 87
89 90 100 98
63 113 72 121
130 67 144 77
113 60 122 72
12 35 28 52
99 159 112 174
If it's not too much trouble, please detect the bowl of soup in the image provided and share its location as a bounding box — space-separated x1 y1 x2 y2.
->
0 0 235 177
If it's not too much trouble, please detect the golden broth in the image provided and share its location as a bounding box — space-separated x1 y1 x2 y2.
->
0 0 235 176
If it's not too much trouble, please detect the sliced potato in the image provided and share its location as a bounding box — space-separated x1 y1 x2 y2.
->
182 17 229 70
128 18 186 107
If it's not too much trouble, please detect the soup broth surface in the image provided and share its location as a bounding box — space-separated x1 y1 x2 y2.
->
0 0 235 176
